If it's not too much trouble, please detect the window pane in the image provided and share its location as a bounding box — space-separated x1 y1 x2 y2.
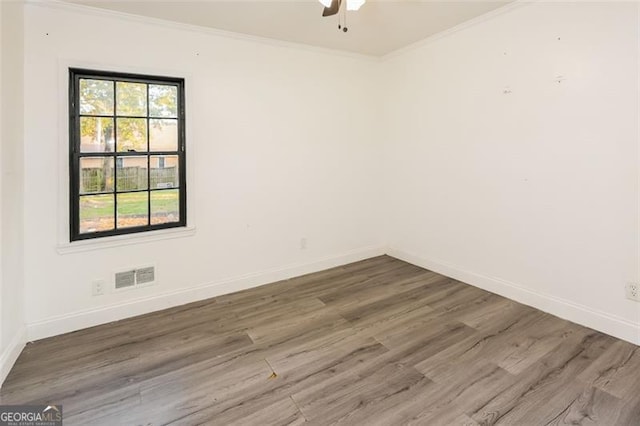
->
116 82 147 117
151 155 179 189
117 192 149 229
149 119 178 151
80 194 114 233
151 189 179 225
116 118 147 152
71 71 185 240
80 117 114 152
116 156 148 191
80 157 114 194
79 79 114 116
149 84 177 118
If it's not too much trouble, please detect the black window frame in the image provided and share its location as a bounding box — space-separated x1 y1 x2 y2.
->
69 68 187 241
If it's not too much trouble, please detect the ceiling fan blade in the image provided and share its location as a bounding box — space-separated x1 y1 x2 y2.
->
322 0 341 17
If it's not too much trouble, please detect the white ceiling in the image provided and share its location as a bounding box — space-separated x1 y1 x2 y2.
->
65 0 512 56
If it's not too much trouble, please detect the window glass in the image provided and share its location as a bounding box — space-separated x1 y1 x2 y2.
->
70 70 185 240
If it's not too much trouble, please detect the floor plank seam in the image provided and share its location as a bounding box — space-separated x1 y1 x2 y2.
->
289 395 308 423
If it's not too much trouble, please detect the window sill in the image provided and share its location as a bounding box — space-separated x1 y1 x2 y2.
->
57 225 196 255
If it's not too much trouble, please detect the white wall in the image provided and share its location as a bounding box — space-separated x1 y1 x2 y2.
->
383 2 640 344
22 3 384 340
0 0 27 385
9 0 640 368
0 0 4 375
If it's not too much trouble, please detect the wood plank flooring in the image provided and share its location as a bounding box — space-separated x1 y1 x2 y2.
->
1 256 639 425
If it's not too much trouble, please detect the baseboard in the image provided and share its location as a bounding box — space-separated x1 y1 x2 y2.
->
26 245 386 341
388 247 640 346
27 244 637 348
0 326 27 388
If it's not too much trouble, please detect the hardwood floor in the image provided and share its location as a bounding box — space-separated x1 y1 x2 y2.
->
1 256 639 425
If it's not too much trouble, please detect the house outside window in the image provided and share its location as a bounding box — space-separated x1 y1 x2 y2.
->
69 69 186 241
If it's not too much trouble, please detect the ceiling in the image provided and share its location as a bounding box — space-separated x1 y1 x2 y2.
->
65 0 512 56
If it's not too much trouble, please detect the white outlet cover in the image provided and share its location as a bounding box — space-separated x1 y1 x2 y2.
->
92 279 105 296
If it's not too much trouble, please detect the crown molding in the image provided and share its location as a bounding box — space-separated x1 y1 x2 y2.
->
24 0 538 62
25 0 380 62
381 0 534 62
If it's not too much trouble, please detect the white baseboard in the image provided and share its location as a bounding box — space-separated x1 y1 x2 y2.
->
388 247 640 346
27 245 386 341
0 326 27 388
24 243 637 357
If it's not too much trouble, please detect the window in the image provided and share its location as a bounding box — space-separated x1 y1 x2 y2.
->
69 69 186 241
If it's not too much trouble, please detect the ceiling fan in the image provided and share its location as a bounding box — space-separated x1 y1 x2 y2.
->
318 0 366 32
319 0 366 17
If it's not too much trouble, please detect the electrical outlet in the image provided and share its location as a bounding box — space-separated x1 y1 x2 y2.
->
300 237 307 250
626 283 640 302
92 279 105 296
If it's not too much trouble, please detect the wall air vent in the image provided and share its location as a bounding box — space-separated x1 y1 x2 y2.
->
136 266 155 285
115 270 136 289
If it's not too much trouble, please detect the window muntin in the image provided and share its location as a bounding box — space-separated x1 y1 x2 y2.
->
70 69 186 241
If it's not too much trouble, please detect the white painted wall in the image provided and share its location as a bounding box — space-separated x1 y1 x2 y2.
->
383 2 640 344
0 0 4 364
5 0 638 383
0 0 27 385
22 3 384 340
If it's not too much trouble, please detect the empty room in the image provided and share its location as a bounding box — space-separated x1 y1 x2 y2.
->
0 0 639 424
